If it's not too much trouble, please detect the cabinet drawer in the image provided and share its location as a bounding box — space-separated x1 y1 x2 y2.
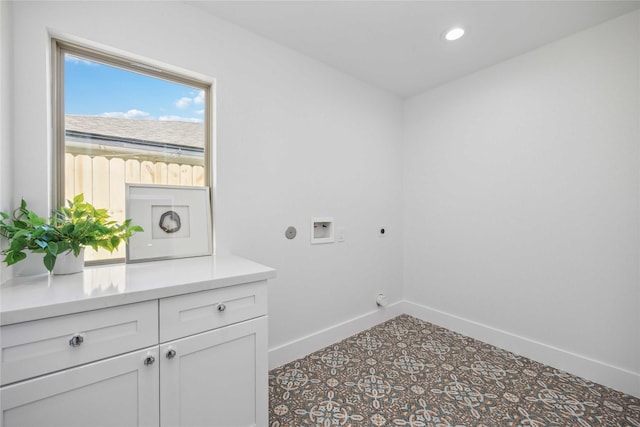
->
0 300 158 385
160 281 266 342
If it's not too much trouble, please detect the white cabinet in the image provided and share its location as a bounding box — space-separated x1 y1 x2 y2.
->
0 301 158 386
159 281 267 343
1 276 270 427
158 281 268 427
160 317 268 427
1 347 160 427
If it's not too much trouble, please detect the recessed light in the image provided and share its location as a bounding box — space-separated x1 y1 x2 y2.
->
444 27 465 41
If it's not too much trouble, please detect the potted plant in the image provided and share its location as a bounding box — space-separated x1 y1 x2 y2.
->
0 194 143 274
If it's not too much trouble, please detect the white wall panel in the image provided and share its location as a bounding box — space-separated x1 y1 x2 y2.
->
403 11 640 394
8 1 404 350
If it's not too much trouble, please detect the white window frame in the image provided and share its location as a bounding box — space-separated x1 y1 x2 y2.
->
51 38 215 263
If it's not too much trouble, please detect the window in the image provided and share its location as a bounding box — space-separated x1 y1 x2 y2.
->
53 39 212 264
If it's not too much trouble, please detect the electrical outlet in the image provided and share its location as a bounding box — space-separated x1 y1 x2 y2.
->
336 227 346 242
376 293 389 307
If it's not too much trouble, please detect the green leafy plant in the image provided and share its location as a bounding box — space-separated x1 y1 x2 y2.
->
0 194 143 272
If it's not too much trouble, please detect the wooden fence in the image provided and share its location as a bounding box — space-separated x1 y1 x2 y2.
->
64 153 205 262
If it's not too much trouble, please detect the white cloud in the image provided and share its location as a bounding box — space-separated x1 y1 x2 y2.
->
158 115 203 123
195 109 205 115
193 90 205 105
175 97 192 109
64 55 96 66
100 109 151 119
175 91 204 109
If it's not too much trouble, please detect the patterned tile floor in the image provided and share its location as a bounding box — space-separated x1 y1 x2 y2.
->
269 314 640 426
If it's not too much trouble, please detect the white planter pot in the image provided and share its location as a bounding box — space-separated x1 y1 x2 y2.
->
52 248 85 275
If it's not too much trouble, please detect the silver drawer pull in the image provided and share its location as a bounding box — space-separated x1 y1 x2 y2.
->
143 355 155 366
217 303 226 312
69 334 84 347
166 349 177 359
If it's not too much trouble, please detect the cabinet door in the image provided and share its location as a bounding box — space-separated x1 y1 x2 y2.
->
1 347 159 427
160 316 267 427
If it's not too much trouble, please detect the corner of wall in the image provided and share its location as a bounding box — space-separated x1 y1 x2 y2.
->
268 302 405 370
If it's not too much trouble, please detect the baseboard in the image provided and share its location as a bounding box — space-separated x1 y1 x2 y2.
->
401 300 640 398
268 302 404 370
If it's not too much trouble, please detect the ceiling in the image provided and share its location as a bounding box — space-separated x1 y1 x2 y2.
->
187 1 640 98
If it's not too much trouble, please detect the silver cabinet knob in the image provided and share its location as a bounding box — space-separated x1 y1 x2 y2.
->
166 349 177 359
69 334 84 347
217 303 226 312
143 355 155 366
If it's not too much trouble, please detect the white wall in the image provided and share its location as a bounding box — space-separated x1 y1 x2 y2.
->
403 11 640 395
8 0 639 396
8 1 404 351
0 0 14 284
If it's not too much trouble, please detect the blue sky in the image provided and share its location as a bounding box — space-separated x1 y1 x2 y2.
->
64 54 204 123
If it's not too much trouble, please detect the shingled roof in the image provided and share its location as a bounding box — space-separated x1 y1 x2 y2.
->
65 115 204 149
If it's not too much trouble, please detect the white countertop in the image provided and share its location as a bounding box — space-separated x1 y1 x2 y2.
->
0 255 276 325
